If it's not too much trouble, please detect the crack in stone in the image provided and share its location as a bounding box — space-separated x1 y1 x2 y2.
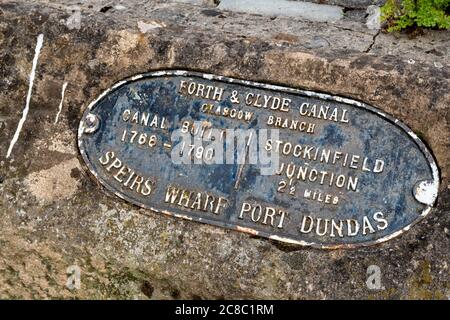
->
331 24 376 37
365 29 380 53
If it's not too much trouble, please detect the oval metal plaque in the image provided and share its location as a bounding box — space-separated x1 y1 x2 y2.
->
78 70 439 248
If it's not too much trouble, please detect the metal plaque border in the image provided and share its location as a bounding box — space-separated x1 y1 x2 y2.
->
77 70 440 249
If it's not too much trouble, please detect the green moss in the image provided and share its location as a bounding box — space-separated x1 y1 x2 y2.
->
83 265 150 299
406 261 447 299
381 0 450 32
368 287 399 300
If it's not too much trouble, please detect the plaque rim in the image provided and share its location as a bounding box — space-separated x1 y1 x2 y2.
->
77 69 440 249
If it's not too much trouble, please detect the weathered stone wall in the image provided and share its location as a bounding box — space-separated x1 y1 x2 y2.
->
0 0 448 299
296 0 385 9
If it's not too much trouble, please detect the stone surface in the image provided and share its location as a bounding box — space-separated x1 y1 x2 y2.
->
296 0 385 9
174 0 219 7
0 0 449 299
218 0 343 22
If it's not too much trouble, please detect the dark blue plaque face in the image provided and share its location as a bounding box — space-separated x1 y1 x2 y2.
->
78 70 439 248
